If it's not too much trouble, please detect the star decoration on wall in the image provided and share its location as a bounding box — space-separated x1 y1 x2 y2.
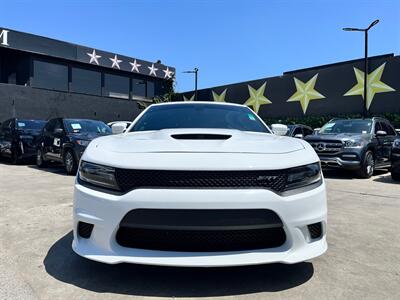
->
87 49 101 65
163 67 174 79
109 54 122 69
129 59 141 72
243 82 271 114
344 63 396 110
148 64 158 76
287 74 325 114
183 94 195 101
212 89 227 102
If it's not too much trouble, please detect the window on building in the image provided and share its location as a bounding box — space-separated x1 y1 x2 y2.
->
103 73 129 99
32 60 68 91
131 78 146 98
71 67 101 95
147 80 155 99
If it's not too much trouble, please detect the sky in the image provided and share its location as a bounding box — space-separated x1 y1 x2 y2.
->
2 0 399 92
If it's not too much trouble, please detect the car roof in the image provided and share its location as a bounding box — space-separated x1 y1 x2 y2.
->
150 101 248 108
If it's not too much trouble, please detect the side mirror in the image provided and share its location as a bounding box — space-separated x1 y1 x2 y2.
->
376 130 387 136
271 124 288 136
54 128 64 135
294 133 304 139
112 123 126 135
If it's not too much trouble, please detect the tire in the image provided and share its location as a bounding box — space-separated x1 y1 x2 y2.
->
64 149 77 175
392 170 400 181
36 148 47 168
357 150 375 179
10 148 19 165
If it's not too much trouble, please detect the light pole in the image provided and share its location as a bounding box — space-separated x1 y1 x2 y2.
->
183 68 199 101
343 19 379 118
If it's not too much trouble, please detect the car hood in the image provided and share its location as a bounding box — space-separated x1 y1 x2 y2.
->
305 133 370 141
90 129 305 154
70 132 110 141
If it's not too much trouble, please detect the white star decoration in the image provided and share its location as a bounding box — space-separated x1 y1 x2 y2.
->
129 59 141 73
148 64 158 76
109 55 122 69
163 67 174 79
87 49 101 65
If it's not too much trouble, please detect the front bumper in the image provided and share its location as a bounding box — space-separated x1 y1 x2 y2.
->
72 182 327 267
319 155 360 170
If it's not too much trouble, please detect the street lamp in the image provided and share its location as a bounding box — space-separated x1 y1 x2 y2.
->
183 68 199 101
343 19 379 118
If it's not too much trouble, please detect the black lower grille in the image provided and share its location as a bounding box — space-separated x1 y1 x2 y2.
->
308 222 322 239
77 221 94 239
116 209 286 252
115 169 287 193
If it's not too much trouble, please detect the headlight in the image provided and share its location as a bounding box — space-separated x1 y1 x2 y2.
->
343 139 363 148
394 140 400 148
76 140 91 146
79 161 120 190
285 162 322 191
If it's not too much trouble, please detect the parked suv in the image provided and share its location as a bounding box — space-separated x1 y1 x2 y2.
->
0 118 46 164
305 117 398 178
391 138 400 181
36 118 111 174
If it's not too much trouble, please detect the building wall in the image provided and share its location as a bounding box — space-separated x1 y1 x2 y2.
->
179 55 400 119
0 84 142 122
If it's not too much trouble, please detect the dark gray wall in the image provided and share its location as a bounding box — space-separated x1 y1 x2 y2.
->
0 84 143 122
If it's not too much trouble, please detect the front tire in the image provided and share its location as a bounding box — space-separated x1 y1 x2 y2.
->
64 149 77 175
392 170 400 181
10 148 19 165
36 148 47 168
357 150 375 179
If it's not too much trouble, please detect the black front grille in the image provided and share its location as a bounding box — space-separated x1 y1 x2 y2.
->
115 169 287 193
115 209 286 252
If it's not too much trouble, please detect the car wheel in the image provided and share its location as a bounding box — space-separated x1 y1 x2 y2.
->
36 148 47 168
10 148 19 165
392 170 400 181
357 150 375 179
64 149 77 175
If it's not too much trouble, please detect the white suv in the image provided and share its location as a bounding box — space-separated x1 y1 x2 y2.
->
73 102 327 267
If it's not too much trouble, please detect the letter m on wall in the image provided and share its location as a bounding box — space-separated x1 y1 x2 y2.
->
0 30 9 46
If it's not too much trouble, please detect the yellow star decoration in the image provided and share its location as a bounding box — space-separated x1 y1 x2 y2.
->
287 74 325 114
344 63 395 110
243 82 271 114
183 94 195 101
212 88 227 102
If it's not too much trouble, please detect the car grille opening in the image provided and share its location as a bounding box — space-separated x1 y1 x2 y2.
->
77 221 94 239
116 209 286 252
114 169 288 193
308 222 323 239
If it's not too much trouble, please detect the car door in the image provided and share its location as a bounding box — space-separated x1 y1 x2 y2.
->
381 122 397 163
51 118 65 161
42 119 57 160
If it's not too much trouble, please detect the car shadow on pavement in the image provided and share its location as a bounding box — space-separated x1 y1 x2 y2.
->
373 174 398 184
27 165 70 176
44 232 314 297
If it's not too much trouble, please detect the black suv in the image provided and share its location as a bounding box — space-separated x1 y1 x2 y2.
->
36 118 111 174
391 138 400 181
0 118 46 164
305 117 398 178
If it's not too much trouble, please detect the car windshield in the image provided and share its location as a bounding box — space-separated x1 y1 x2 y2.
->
319 119 372 134
285 125 294 136
130 103 270 133
64 119 111 134
16 120 46 131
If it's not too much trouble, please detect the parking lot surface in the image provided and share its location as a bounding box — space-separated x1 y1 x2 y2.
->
1 163 399 300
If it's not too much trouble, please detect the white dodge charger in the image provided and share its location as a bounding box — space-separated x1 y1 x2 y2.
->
73 102 327 267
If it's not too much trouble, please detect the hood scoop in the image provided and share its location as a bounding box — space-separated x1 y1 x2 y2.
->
171 133 232 140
